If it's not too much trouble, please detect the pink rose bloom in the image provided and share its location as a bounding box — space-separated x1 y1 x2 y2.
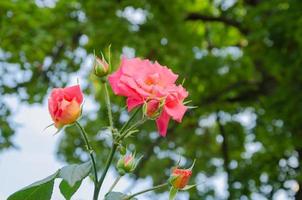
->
108 57 188 136
48 85 84 128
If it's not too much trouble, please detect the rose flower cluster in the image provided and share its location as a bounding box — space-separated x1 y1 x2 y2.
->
44 55 194 200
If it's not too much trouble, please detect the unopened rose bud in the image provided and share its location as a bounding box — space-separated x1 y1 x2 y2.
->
93 55 109 78
169 168 192 189
143 100 163 119
117 153 142 175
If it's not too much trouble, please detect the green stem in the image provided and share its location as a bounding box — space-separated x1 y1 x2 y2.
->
125 117 146 134
118 117 146 142
108 175 122 193
103 82 114 129
119 108 141 137
75 121 98 195
93 81 117 199
124 183 168 200
94 143 118 200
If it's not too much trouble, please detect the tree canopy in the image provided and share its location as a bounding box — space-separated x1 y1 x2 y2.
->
1 0 302 199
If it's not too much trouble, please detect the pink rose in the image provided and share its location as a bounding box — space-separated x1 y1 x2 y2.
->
108 57 188 136
48 85 84 128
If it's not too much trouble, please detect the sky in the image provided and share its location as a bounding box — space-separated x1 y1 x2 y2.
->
0 97 160 200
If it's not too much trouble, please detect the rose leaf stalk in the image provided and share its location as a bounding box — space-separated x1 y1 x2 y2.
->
75 121 98 192
123 183 169 200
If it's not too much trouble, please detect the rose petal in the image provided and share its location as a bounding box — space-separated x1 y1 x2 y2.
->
156 110 171 137
127 98 144 112
54 99 81 128
63 85 83 104
108 68 123 95
165 103 187 122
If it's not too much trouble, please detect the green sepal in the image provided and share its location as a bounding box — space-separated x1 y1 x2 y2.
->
180 184 196 191
169 187 178 200
118 145 127 155
123 129 139 139
168 174 180 186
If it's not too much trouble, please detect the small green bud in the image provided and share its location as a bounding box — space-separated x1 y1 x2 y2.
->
93 55 109 78
116 153 142 175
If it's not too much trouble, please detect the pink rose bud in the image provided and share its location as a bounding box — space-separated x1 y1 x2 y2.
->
48 85 83 129
93 55 109 78
117 153 141 175
143 100 161 119
169 168 192 189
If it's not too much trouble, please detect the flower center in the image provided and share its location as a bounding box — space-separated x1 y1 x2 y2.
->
145 73 160 85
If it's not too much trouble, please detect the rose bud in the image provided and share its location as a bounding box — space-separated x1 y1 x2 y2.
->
169 168 192 189
93 55 109 78
169 160 195 190
117 153 142 175
48 85 83 129
143 100 162 120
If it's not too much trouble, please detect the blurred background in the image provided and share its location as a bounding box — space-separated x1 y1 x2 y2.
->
1 0 302 199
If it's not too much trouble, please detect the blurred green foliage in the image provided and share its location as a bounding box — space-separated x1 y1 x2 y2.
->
1 0 302 199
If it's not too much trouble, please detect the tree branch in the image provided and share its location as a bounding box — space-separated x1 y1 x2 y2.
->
202 80 258 105
201 59 278 105
245 0 261 6
216 111 232 200
185 13 248 34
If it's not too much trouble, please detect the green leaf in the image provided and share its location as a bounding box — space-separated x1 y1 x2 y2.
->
7 162 91 200
7 171 59 200
169 187 178 200
59 162 92 187
59 180 82 200
105 192 137 200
